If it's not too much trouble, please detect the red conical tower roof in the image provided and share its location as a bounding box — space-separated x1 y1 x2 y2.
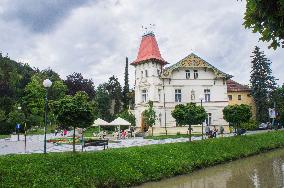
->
131 32 167 65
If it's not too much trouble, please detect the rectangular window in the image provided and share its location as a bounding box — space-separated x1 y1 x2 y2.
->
228 95 232 100
238 95 242 100
175 89 182 102
191 90 195 101
206 113 212 126
185 70 190 79
157 69 160 76
141 71 143 78
204 89 210 102
145 70 148 77
194 70 198 79
141 89 148 102
158 89 161 102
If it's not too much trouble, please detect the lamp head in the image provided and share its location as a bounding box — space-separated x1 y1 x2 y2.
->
43 79 52 88
199 95 204 101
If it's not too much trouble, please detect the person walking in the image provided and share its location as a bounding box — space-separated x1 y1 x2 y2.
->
220 125 224 137
205 126 210 139
63 129 67 136
213 126 218 138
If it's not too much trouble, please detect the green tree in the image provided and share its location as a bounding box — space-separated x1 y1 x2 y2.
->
93 83 112 121
172 103 207 141
270 84 284 126
223 104 252 135
250 46 276 123
64 72 96 100
49 80 67 101
243 0 284 49
144 101 156 136
117 110 136 127
22 75 45 127
122 57 129 110
54 91 95 152
106 76 123 116
7 109 26 131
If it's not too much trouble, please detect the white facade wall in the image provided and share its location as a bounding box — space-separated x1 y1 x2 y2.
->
134 62 229 130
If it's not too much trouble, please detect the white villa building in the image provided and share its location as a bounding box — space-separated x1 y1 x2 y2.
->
131 32 231 134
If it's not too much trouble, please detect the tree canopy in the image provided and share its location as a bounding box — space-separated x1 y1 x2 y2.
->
223 104 252 134
243 0 284 49
172 103 207 141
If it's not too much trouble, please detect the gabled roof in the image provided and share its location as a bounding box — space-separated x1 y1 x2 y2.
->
109 117 131 126
93 118 109 126
161 53 232 79
227 79 251 92
131 32 167 66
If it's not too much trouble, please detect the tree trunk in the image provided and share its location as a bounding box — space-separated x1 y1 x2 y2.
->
152 126 153 136
189 125 192 142
73 126 76 152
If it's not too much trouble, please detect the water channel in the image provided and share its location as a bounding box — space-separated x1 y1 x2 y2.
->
136 148 284 188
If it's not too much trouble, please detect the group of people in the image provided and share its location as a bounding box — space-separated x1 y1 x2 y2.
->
205 125 224 138
54 129 68 137
113 129 130 139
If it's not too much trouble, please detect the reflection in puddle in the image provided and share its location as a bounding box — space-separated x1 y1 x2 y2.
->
136 148 284 188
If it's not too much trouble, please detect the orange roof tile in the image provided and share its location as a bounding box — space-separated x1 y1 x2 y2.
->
227 79 251 92
131 33 167 65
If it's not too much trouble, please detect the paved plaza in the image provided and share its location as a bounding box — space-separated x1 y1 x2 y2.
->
0 129 275 155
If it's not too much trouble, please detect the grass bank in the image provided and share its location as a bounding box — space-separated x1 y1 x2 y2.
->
145 133 202 140
1 131 284 187
0 135 10 139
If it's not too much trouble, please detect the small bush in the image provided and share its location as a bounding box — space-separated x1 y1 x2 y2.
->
240 119 258 130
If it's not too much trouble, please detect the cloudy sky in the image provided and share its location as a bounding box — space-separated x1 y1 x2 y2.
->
0 0 283 87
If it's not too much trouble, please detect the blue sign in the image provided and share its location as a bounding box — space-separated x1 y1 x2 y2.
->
16 124 20 129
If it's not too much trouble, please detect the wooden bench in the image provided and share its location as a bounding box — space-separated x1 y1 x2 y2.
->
82 139 108 151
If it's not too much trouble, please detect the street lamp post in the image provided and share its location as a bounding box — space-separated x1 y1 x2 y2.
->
17 106 22 141
199 95 205 140
43 79 52 154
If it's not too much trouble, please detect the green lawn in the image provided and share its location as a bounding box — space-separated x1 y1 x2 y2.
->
1 131 284 187
0 135 10 139
145 133 202 140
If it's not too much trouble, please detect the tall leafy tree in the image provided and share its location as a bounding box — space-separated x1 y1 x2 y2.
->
54 91 94 152
93 83 112 121
65 72 96 100
223 104 252 135
243 0 284 49
143 101 156 136
172 103 207 141
106 76 122 115
22 75 45 127
250 46 276 123
270 84 284 126
122 57 129 110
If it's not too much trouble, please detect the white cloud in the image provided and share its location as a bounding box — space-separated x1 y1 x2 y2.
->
0 0 283 87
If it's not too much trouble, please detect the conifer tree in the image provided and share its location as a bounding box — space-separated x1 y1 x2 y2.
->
250 46 276 123
122 57 129 110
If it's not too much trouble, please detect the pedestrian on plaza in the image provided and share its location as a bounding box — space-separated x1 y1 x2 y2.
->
205 126 210 138
63 129 67 136
213 126 218 138
54 129 58 136
220 125 224 137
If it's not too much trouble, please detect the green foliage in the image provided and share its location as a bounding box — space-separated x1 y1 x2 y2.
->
271 84 284 125
1 131 284 187
64 72 96 100
243 0 284 49
250 46 276 123
93 83 112 121
7 109 26 128
54 91 95 152
122 57 129 110
145 133 202 140
240 119 258 131
172 103 207 141
143 101 156 128
106 76 123 115
117 110 136 127
223 104 252 133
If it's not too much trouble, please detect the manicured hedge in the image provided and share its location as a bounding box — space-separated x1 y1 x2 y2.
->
1 131 284 187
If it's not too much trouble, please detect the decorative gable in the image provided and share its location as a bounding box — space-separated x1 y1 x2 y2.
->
161 53 232 79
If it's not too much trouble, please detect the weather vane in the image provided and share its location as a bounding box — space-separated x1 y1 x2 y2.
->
142 24 156 35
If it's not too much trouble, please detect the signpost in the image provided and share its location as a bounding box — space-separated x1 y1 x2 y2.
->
269 106 276 129
16 124 20 141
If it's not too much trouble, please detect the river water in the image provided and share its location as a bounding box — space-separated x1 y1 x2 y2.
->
136 148 284 188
